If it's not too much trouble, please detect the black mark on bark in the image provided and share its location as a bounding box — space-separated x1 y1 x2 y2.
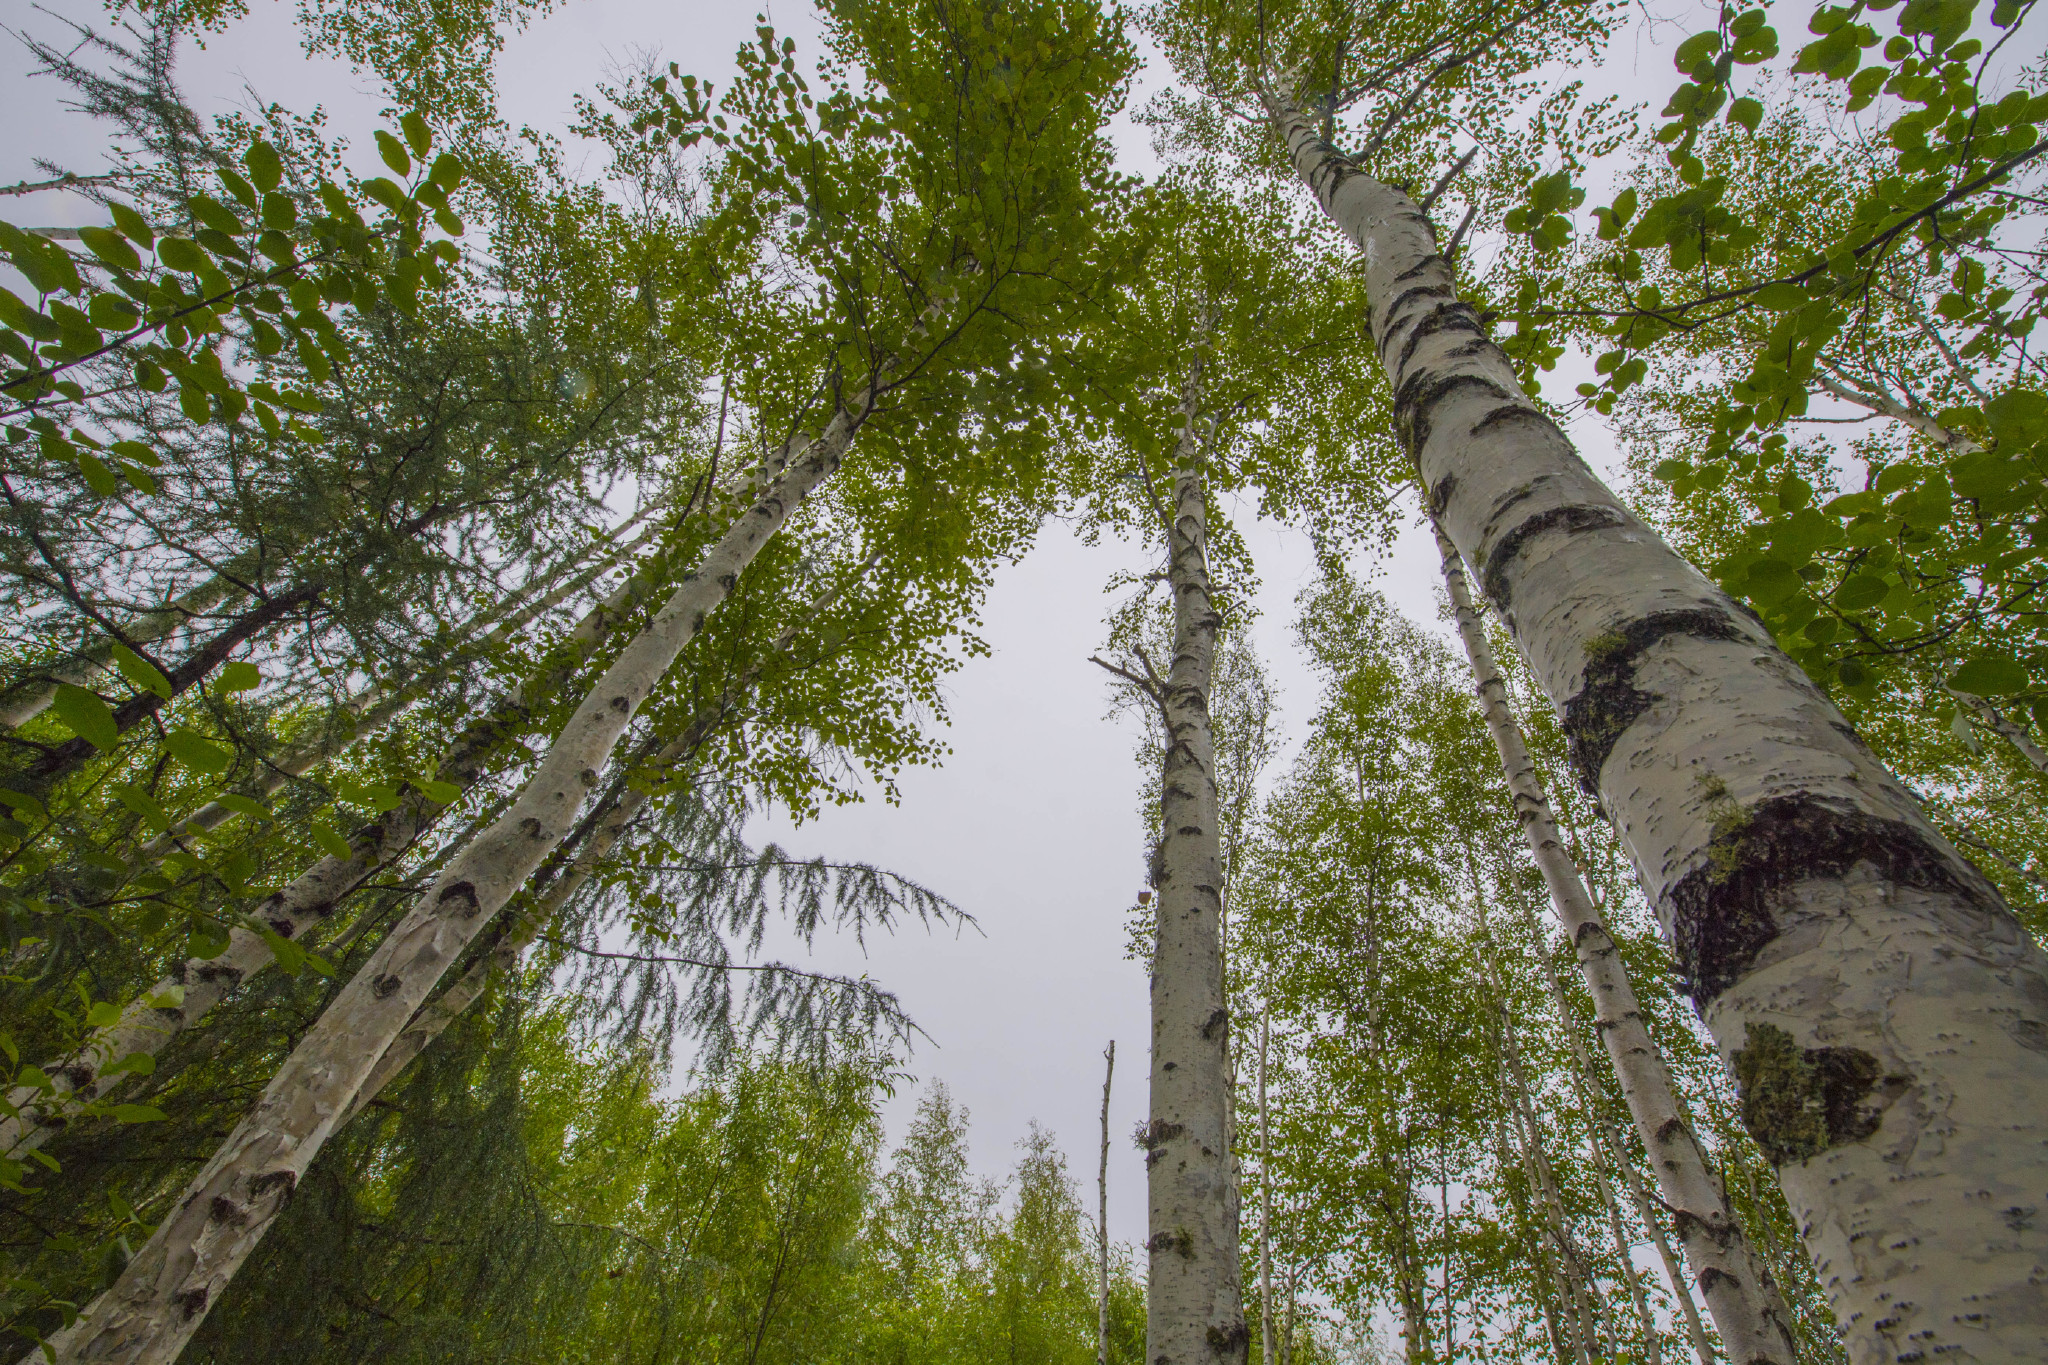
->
1480 505 1628 610
1733 1020 1892 1165
1670 796 1995 1005
1560 608 1748 797
1393 369 1516 459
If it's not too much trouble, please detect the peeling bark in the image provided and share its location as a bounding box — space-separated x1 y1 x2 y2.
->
1266 81 2048 1362
30 395 867 1365
1141 329 1247 1365
1435 518 1790 1362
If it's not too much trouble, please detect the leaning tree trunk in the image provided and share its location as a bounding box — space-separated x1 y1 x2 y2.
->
0 570 249 730
1265 81 2048 1363
1099 1038 1116 1365
1141 331 1247 1365
0 514 677 1163
30 395 868 1365
338 543 886 1120
1434 517 1789 1359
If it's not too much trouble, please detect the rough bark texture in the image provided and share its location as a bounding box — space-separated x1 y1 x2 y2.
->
1266 83 2048 1363
31 403 861 1365
1142 338 1246 1365
0 518 672 1163
1434 518 1792 1361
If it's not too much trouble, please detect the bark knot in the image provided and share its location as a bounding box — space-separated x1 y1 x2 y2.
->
1733 1021 1897 1166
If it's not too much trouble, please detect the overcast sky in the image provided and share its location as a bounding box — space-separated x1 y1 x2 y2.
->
2 0 1656 1250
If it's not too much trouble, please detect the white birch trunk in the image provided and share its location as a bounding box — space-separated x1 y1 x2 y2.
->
1266 83 2048 1363
0 516 675 1163
339 537 885 1125
30 396 865 1365
1257 1009 1274 1365
1435 517 1787 1360
1142 332 1247 1365
1101 1038 1116 1365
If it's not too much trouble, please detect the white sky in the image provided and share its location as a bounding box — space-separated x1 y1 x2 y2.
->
2 0 1658 1251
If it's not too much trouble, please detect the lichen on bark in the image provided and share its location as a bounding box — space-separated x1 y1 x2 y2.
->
1733 1022 1889 1166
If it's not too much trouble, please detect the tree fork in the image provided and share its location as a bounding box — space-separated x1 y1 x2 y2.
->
1263 79 2048 1363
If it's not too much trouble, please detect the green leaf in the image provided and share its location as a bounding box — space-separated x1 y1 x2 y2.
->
51 684 119 751
1744 558 1805 604
309 820 353 860
216 793 269 820
1728 97 1764 130
217 660 262 693
1948 654 2030 695
109 645 172 699
164 728 232 775
84 1002 121 1029
111 1104 167 1124
0 789 46 822
244 140 283 192
77 226 140 272
400 112 432 157
428 153 465 190
155 237 210 274
413 777 462 804
113 782 171 832
1834 573 1891 611
109 201 154 248
374 130 413 177
77 452 120 497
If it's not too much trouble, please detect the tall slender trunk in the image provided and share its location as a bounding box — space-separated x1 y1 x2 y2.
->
1100 1038 1116 1365
1141 326 1246 1365
1433 518 1778 1360
30 395 867 1365
1270 80 2048 1361
1500 1114 1576 1365
1257 1009 1274 1365
339 539 885 1125
1475 874 1598 1365
0 572 250 730
0 517 674 1163
1273 82 2048 1364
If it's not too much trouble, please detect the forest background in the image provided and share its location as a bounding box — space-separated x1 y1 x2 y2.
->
4 0 2043 1357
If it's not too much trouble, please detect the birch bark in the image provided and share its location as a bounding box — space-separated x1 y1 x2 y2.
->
1434 517 1788 1360
340 537 885 1121
1266 83 2048 1362
1141 330 1247 1365
0 516 674 1163
29 392 868 1365
1257 1009 1274 1365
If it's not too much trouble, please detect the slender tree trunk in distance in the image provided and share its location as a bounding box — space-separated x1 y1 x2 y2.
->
1140 327 1246 1365
0 514 677 1163
0 570 249 730
1257 1009 1274 1365
1950 686 2048 779
32 393 868 1365
1271 77 2048 1362
1100 1038 1116 1365
1433 518 1780 1360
